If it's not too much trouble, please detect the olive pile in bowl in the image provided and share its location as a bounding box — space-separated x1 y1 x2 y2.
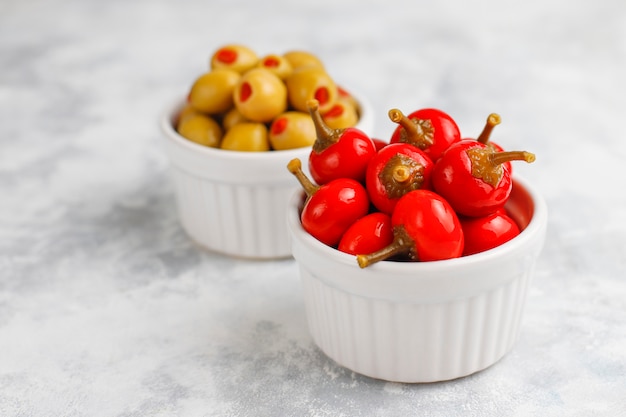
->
175 44 364 152
160 45 373 259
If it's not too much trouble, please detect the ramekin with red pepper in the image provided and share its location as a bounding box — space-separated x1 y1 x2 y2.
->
286 104 547 382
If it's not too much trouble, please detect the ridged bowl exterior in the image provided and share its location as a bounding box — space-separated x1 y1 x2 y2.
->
170 167 299 258
160 95 375 259
288 177 547 382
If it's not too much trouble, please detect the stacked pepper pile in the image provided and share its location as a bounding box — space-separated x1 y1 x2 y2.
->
288 100 535 268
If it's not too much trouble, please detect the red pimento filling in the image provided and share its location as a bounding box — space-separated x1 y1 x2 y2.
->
239 82 252 102
324 104 344 119
337 86 350 98
271 117 288 135
216 48 237 64
314 87 330 105
263 57 280 68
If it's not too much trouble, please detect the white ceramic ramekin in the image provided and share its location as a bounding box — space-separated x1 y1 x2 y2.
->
160 92 373 259
287 176 547 382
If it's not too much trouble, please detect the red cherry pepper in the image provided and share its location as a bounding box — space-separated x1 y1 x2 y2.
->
307 99 377 185
338 212 393 255
460 209 520 256
288 158 369 247
432 140 535 217
388 108 461 161
365 142 434 215
356 189 464 267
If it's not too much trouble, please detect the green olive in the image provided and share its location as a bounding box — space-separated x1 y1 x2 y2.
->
337 86 359 111
222 106 249 131
256 54 293 80
177 114 223 148
210 44 258 74
269 111 316 150
176 103 201 127
285 66 338 114
322 99 359 130
282 50 325 70
189 69 241 114
220 122 269 152
233 68 287 123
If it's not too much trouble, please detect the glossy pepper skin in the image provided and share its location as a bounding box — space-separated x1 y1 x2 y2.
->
307 99 377 185
365 142 434 215
460 209 520 256
287 158 369 247
392 190 464 262
356 189 464 267
389 108 461 162
432 140 535 217
338 212 393 256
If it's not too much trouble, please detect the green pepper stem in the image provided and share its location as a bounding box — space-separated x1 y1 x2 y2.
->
308 99 342 153
388 108 434 147
476 113 501 144
356 226 414 268
287 158 319 197
489 150 535 166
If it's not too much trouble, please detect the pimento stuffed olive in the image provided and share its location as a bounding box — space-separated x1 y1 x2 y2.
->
269 111 316 150
210 44 258 74
233 68 287 123
286 66 338 114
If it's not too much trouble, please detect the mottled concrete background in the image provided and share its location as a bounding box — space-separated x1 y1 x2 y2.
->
1 0 625 415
